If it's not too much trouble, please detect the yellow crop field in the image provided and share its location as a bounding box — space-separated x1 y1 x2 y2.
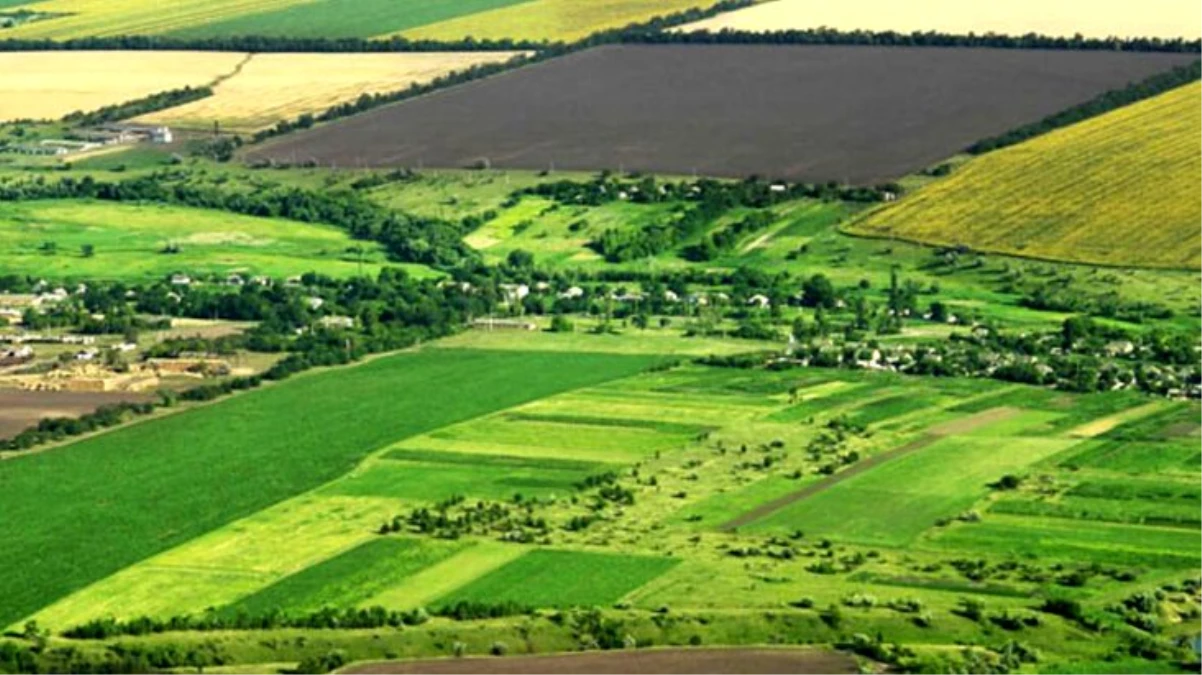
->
0 0 310 39
136 51 526 133
0 51 246 122
680 0 1202 39
401 0 710 43
847 82 1202 270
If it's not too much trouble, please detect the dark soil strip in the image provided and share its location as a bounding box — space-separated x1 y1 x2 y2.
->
341 647 858 674
249 45 1196 183
719 406 1020 531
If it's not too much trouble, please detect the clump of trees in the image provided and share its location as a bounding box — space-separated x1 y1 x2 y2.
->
63 86 212 126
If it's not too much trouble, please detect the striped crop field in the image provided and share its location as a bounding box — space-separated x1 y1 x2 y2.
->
135 51 526 133
846 82 1202 269
679 0 1202 39
400 0 712 43
0 0 308 38
0 51 244 122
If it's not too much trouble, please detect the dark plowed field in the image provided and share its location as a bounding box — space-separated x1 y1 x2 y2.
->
250 44 1196 183
0 389 153 441
342 647 858 674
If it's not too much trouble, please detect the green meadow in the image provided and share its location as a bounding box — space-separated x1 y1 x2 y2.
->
0 199 419 281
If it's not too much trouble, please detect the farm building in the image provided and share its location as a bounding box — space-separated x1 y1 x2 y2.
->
472 318 538 331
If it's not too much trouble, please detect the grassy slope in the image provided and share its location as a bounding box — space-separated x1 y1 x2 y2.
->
170 0 530 39
0 348 657 626
847 82 1202 269
0 199 418 281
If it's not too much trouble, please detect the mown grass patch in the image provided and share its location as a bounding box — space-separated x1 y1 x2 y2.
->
225 538 465 616
438 549 680 608
502 412 712 436
1059 439 1201 474
0 348 657 627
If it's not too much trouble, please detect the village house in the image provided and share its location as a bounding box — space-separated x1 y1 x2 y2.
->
318 315 354 329
472 317 537 331
747 294 771 309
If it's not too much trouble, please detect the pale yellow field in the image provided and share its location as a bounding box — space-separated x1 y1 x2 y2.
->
136 51 526 132
0 51 245 122
680 0 1202 39
402 0 710 42
0 0 309 38
847 82 1202 270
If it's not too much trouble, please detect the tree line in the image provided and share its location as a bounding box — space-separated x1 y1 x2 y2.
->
62 85 212 127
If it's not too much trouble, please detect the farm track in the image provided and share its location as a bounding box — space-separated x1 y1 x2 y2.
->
341 647 859 674
720 407 1019 530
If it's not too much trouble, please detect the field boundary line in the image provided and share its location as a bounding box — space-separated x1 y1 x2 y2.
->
719 406 1021 531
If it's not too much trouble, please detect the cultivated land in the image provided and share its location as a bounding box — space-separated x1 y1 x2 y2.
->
248 44 1196 182
399 0 712 43
679 0 1202 39
344 648 860 674
847 82 1202 269
0 199 406 281
0 388 154 438
168 0 530 40
0 348 658 627
0 51 244 122
135 52 527 133
0 0 309 38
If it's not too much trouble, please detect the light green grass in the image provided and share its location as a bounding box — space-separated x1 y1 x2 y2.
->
748 435 1079 545
0 348 658 627
438 549 680 608
225 537 466 615
0 199 419 281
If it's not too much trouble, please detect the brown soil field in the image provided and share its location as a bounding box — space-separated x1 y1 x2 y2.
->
342 647 858 674
0 388 154 440
249 45 1196 183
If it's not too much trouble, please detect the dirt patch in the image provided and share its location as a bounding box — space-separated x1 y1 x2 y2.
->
342 648 857 674
1159 422 1202 439
249 45 1194 183
721 406 1020 530
0 388 154 439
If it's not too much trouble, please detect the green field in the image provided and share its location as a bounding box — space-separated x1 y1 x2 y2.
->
226 538 466 616
0 348 657 627
438 549 681 608
0 199 412 281
747 435 1078 545
170 0 530 39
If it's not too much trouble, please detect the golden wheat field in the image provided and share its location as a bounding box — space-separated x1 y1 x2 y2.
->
0 51 247 122
680 0 1202 39
134 52 526 133
0 0 310 38
846 82 1202 269
400 0 710 42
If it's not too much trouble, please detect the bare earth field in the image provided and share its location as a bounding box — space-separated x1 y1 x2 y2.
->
0 389 154 440
248 45 1195 183
343 648 858 674
678 0 1202 40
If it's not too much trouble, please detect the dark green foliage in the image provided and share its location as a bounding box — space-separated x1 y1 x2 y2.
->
62 86 212 126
